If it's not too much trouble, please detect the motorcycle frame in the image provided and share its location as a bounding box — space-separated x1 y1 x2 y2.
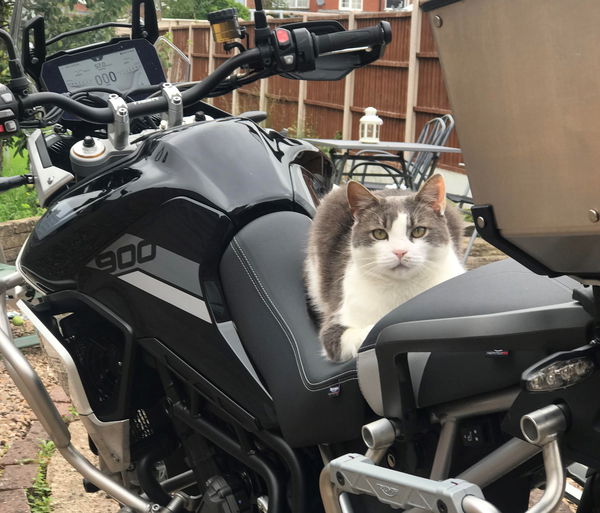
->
0 268 566 513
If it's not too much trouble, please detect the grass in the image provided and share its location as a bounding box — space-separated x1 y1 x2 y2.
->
27 440 56 513
0 148 46 222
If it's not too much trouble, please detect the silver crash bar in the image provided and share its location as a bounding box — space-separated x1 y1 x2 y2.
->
0 272 176 513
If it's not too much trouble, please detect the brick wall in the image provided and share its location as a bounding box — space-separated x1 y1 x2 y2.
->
0 217 39 265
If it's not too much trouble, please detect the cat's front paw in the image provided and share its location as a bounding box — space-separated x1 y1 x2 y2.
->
339 325 374 361
321 322 374 362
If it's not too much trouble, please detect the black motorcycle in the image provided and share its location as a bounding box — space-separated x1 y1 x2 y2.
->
1 0 600 512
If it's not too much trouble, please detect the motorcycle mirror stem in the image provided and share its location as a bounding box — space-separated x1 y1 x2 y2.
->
253 0 271 44
0 29 29 97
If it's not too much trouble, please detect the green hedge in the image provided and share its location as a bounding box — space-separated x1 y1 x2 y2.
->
0 149 45 222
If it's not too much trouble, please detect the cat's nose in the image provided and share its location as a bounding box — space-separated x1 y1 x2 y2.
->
392 249 407 260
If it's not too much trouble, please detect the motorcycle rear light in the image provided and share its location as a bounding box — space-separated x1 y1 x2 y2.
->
526 357 595 392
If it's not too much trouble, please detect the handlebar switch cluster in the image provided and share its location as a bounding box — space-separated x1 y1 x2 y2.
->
291 28 317 72
271 28 297 72
0 85 19 137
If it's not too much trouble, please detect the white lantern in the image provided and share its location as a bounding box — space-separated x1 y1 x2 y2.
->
359 107 383 143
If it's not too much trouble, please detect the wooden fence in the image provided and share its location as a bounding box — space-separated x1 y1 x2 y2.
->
162 7 462 172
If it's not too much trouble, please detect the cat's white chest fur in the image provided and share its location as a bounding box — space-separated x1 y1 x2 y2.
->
336 247 463 356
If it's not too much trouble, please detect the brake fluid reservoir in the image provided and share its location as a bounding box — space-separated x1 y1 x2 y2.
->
70 136 107 177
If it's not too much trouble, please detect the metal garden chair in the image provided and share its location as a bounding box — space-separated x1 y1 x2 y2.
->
446 182 477 265
347 114 455 191
405 113 455 190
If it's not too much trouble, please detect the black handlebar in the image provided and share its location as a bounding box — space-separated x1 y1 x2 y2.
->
0 175 31 192
21 91 115 123
18 22 391 125
313 21 392 56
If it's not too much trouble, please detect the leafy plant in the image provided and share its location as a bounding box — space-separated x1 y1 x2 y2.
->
0 147 45 222
0 1 13 29
25 0 132 52
0 1 16 171
262 0 290 9
163 0 250 20
287 121 318 139
27 440 56 513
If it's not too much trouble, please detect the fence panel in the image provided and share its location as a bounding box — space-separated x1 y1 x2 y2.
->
171 27 188 52
191 26 210 81
351 13 409 140
416 14 462 171
161 9 465 173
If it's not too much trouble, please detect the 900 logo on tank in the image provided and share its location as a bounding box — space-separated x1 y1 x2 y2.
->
95 240 156 273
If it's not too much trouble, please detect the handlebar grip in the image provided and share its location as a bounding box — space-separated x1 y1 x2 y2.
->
314 21 392 56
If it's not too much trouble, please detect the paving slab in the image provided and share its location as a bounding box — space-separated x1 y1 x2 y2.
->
0 489 30 512
0 438 38 467
25 421 48 445
46 420 119 513
0 463 37 491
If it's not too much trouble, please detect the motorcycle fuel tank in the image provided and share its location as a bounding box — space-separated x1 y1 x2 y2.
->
18 118 333 426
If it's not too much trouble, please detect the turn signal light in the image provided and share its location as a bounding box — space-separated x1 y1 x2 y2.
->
526 357 595 392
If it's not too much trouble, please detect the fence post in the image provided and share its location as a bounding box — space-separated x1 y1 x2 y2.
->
232 44 240 115
207 27 215 105
187 24 194 80
404 0 422 142
342 12 356 140
259 79 268 116
208 27 215 74
232 91 240 115
296 13 309 136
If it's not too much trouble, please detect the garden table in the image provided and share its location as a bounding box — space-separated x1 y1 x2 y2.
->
303 139 461 187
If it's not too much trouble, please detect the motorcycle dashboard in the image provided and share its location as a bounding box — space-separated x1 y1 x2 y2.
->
40 38 165 98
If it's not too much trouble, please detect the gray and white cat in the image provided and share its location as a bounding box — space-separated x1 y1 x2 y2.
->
305 175 465 362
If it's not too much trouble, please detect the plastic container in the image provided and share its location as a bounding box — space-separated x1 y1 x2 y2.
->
424 0 600 280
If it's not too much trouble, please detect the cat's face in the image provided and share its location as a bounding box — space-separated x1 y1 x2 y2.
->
347 176 452 280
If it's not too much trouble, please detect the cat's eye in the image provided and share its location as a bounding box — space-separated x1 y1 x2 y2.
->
372 229 388 240
411 226 427 239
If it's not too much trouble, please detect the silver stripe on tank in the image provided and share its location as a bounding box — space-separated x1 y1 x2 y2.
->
119 270 211 322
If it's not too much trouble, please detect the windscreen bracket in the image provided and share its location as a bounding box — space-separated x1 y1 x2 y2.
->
132 0 159 43
21 16 46 83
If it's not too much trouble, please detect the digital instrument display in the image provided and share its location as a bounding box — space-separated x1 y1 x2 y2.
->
58 47 152 93
41 39 166 122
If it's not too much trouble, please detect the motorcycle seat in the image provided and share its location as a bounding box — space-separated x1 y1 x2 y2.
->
221 211 592 444
357 258 592 416
220 211 368 447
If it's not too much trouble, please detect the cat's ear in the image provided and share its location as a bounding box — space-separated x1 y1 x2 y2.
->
416 174 446 216
347 181 379 218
